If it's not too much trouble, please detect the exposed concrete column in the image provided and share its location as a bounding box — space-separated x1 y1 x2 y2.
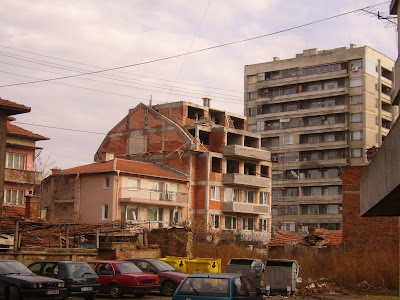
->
205 152 210 229
0 112 7 225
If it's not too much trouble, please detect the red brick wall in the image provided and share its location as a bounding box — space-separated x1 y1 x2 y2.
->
340 166 399 253
209 131 226 153
192 186 205 210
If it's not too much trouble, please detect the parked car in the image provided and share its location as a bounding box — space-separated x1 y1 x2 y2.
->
125 258 188 296
88 260 160 299
173 273 266 300
0 259 67 300
28 260 99 300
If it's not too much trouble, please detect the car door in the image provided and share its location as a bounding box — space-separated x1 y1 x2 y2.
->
28 262 45 276
96 263 114 288
233 276 259 300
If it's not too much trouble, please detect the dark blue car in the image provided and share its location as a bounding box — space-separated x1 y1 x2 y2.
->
173 273 265 300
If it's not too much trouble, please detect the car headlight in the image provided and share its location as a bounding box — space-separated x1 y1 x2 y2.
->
57 282 65 288
29 283 42 288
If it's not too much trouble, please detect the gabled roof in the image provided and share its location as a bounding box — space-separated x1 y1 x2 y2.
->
7 122 49 141
0 98 31 115
59 158 189 182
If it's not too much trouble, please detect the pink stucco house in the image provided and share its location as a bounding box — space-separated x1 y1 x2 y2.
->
42 154 190 229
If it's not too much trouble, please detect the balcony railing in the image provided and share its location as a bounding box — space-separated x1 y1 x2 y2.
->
5 169 42 185
119 187 188 206
223 173 270 188
222 201 269 215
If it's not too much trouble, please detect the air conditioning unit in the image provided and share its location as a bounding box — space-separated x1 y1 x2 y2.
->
351 66 360 72
166 192 176 201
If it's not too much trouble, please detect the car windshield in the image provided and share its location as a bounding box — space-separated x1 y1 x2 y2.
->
0 261 32 275
67 263 97 277
151 260 176 272
116 263 142 274
177 277 230 297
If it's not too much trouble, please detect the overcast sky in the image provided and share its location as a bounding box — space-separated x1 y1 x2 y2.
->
0 0 397 173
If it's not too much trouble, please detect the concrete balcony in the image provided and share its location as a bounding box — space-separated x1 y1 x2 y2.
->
273 213 342 224
261 122 348 136
256 87 348 105
5 169 42 185
223 145 270 161
267 140 347 153
222 201 269 215
273 177 342 188
273 158 347 170
255 69 348 89
381 93 391 104
119 187 188 208
223 173 270 188
382 110 393 121
273 195 342 205
257 105 348 121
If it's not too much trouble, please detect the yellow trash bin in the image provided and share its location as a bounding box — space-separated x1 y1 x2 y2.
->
159 256 188 273
185 258 221 274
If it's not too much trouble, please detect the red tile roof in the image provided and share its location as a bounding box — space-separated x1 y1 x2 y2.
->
0 99 30 115
59 159 188 181
7 122 49 141
268 229 343 247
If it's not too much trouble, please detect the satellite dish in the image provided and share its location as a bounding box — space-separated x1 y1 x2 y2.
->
250 260 265 277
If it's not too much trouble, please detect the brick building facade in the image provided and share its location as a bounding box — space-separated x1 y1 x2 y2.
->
95 101 272 243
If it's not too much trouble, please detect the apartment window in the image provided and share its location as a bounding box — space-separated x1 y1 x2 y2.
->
3 189 24 206
225 188 238 202
350 59 362 69
104 177 110 189
168 183 179 193
259 192 269 205
211 215 220 229
350 78 363 87
311 187 322 196
211 186 221 201
308 117 322 126
148 207 163 221
259 218 268 232
350 95 362 105
248 124 256 132
248 107 257 116
325 168 339 178
327 204 340 214
308 205 320 215
287 205 298 215
149 181 163 192
121 205 138 220
283 135 294 145
127 178 140 190
325 186 340 195
308 84 322 92
212 157 222 173
5 153 26 170
243 217 254 231
257 120 265 131
248 92 257 101
309 170 322 179
225 216 237 230
102 204 109 220
242 190 255 203
350 113 362 123
284 187 298 197
170 208 179 224
351 148 363 158
257 73 265 81
308 135 320 144
351 131 362 141
325 133 335 142
247 75 257 84
376 133 379 143
324 81 338 90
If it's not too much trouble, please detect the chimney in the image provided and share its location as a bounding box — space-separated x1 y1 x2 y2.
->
202 97 211 108
350 43 357 49
102 152 115 162
273 57 280 61
25 195 40 221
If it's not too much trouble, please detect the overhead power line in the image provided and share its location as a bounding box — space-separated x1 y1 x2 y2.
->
0 1 390 89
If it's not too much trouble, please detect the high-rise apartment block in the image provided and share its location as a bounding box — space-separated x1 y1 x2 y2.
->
244 45 398 232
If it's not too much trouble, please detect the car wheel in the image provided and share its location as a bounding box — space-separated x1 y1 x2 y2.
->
161 280 177 297
109 283 122 299
8 286 21 300
83 293 96 300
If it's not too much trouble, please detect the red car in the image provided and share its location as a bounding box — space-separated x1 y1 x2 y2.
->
88 260 160 299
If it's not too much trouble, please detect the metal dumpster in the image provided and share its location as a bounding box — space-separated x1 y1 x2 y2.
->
159 256 188 273
185 258 221 274
265 259 299 296
227 258 265 288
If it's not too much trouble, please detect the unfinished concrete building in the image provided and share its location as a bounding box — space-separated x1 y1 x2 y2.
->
244 45 398 232
95 100 272 243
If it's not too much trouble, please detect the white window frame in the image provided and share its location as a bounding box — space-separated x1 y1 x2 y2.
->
104 177 110 189
242 190 255 203
211 186 221 201
127 178 140 190
169 208 179 225
259 218 268 232
147 207 163 221
5 153 26 170
350 95 362 105
3 189 24 206
121 204 138 220
225 216 237 230
242 217 254 231
351 131 362 141
351 148 363 158
350 113 362 123
259 192 269 205
211 214 220 229
283 135 294 145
